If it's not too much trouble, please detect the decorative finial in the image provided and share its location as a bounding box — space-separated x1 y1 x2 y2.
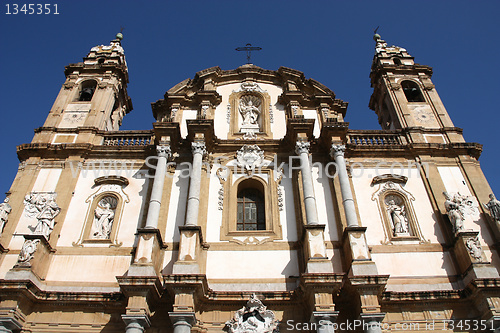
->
373 26 381 41
116 27 124 40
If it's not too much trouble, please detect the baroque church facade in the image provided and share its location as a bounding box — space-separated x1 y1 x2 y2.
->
0 33 499 332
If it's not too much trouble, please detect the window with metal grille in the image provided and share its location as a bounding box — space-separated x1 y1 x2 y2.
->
237 188 265 231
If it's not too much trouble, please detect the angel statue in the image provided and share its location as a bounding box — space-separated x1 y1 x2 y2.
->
239 97 260 127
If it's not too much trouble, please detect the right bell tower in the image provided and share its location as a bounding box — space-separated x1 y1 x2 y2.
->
369 33 464 144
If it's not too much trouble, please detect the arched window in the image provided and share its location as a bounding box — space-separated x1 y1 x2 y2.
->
78 80 97 101
237 187 265 231
393 57 402 65
401 80 424 102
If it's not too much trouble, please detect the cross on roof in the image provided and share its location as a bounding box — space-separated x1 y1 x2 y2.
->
235 43 262 64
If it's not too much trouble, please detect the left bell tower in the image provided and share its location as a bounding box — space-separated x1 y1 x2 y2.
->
33 33 132 144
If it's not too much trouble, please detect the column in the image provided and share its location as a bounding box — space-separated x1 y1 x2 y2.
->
330 144 359 227
169 312 196 333
296 141 319 225
144 144 171 229
311 312 338 333
185 142 206 226
122 315 150 333
125 321 145 333
359 313 385 333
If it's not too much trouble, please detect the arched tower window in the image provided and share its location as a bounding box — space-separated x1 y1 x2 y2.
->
236 180 265 231
393 57 402 65
401 80 424 102
78 80 97 101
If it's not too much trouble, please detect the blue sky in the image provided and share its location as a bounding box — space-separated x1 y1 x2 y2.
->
1 1 499 197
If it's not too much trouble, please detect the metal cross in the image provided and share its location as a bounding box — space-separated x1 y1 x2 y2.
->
235 43 262 64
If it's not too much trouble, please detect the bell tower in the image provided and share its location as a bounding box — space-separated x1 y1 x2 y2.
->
369 33 464 143
34 33 132 144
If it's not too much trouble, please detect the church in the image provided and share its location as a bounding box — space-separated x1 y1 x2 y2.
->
0 32 498 332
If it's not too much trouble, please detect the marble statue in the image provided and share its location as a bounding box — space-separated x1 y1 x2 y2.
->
0 197 12 233
386 199 409 236
483 193 500 222
443 192 464 233
443 192 476 234
239 96 261 130
225 294 279 333
24 193 61 239
91 197 116 239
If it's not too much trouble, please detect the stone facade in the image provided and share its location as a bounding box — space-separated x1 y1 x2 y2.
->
0 33 498 332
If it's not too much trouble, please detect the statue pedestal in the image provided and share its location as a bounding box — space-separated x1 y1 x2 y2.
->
343 227 378 276
9 234 54 280
132 228 165 276
304 224 333 273
454 231 498 284
172 226 203 274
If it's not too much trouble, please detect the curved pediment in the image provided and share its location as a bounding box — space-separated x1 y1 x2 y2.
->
152 64 348 140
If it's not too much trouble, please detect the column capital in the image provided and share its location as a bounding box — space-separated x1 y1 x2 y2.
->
191 141 207 155
122 314 151 332
295 141 310 155
330 144 346 158
156 144 172 159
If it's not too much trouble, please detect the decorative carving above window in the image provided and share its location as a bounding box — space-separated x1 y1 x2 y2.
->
371 176 428 244
236 145 264 171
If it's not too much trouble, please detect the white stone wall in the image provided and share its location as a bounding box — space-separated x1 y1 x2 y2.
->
164 166 190 243
57 167 149 248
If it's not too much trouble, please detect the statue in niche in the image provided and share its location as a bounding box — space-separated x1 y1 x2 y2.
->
443 192 475 234
24 192 61 239
0 197 12 234
239 95 261 132
483 193 500 222
385 196 410 236
91 196 117 239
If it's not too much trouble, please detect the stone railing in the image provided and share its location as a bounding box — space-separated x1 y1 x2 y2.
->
102 131 153 146
348 132 402 145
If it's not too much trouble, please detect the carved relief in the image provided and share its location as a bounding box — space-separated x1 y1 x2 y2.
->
18 239 40 264
24 192 61 239
236 145 264 171
443 192 477 234
465 236 483 261
225 294 279 333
